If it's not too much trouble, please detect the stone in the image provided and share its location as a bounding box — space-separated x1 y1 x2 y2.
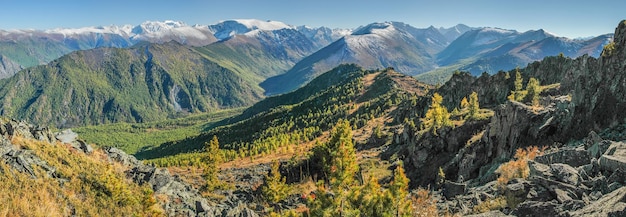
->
569 186 626 217
464 210 514 217
78 140 93 154
599 142 626 174
608 168 626 184
549 163 580 186
528 160 552 178
535 148 591 167
55 129 78 144
554 188 574 203
512 200 560 217
599 155 626 174
588 140 612 159
444 181 467 199
583 131 603 149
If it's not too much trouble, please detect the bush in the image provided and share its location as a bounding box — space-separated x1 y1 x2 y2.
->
496 146 543 187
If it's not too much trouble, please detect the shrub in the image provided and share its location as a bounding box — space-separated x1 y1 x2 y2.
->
496 146 543 187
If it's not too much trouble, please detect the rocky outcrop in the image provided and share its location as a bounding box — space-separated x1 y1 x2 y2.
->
438 131 626 216
0 117 259 216
402 20 626 216
105 148 260 217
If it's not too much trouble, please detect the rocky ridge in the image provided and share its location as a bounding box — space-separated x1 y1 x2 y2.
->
0 117 259 216
395 20 626 216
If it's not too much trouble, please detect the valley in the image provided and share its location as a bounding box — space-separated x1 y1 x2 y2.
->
0 12 624 217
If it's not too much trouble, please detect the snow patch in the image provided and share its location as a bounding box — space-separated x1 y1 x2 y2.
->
232 19 292 31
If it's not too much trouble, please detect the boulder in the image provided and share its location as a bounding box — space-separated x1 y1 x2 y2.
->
512 200 560 217
535 147 590 167
599 142 626 173
589 140 612 159
55 129 78 144
443 180 467 199
549 163 580 186
465 210 514 217
569 186 626 217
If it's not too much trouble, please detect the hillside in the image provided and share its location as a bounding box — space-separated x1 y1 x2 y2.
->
195 28 326 82
0 42 263 128
137 64 431 162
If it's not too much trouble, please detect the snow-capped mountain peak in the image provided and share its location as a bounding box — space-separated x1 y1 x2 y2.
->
352 22 394 35
132 20 187 35
208 19 293 40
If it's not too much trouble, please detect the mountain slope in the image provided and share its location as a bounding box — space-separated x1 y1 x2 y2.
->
461 33 613 75
417 28 612 84
0 42 263 128
196 28 323 81
260 21 447 95
137 64 431 161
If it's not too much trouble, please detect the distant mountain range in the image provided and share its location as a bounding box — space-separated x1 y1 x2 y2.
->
0 19 348 79
0 19 614 127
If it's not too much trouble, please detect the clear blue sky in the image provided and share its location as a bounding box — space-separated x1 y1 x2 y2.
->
1 0 624 38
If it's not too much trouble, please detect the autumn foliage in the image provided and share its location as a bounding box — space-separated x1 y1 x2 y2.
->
496 146 544 186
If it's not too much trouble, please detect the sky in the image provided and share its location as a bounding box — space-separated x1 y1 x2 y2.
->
0 0 624 38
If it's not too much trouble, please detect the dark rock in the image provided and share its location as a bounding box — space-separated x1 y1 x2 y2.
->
549 163 580 186
570 186 626 217
528 160 552 178
535 147 590 167
599 142 626 173
78 140 93 154
589 140 612 159
444 180 467 198
583 131 603 149
512 200 560 217
103 147 260 216
608 182 623 192
607 168 626 185
465 210 514 217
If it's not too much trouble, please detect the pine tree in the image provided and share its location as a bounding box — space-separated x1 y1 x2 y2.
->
524 77 541 106
262 160 289 204
468 91 479 119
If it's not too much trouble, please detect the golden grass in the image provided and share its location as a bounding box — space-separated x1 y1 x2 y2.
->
0 136 164 216
473 196 507 214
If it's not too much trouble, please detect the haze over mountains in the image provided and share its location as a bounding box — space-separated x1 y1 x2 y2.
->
0 19 614 128
0 19 612 83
